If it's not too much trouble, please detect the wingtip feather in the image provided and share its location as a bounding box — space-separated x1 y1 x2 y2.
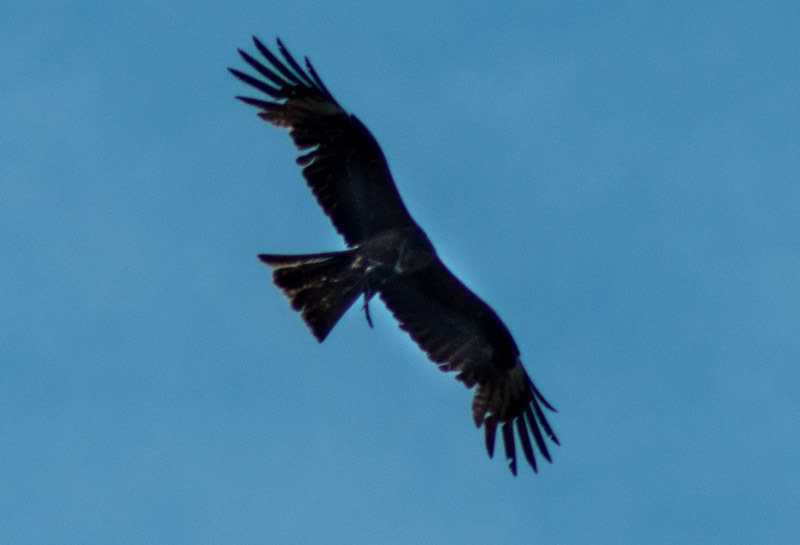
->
516 416 538 473
484 416 498 459
501 421 517 476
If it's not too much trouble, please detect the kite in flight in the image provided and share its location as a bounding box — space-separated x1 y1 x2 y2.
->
229 37 559 475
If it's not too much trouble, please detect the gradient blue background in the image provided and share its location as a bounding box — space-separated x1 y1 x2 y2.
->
3 1 799 543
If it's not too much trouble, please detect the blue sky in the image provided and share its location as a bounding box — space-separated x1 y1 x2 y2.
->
2 1 799 543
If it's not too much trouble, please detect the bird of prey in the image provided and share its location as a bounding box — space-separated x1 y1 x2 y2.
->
229 37 559 475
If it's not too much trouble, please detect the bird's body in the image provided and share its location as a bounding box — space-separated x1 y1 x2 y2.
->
230 37 559 475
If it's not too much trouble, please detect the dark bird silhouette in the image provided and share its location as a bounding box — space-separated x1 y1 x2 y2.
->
229 37 559 475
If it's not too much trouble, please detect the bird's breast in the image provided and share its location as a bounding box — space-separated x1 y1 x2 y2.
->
358 225 436 276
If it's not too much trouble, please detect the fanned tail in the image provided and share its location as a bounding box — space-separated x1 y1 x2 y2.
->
259 250 368 341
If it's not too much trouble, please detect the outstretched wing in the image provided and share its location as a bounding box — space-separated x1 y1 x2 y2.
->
229 37 416 246
379 259 560 475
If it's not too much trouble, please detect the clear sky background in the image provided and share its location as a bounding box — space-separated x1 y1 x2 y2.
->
2 1 799 543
